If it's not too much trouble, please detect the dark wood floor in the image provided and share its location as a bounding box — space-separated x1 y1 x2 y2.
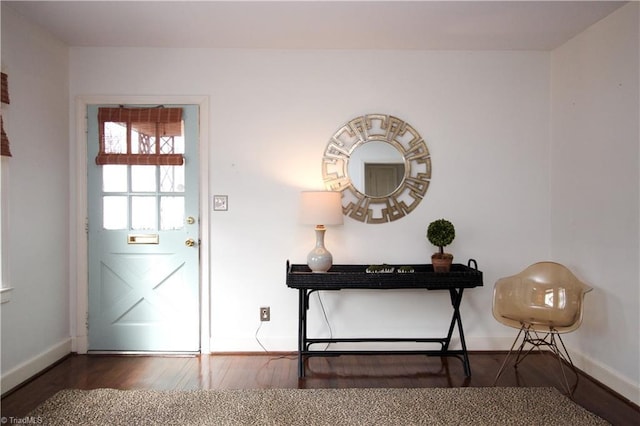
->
2 352 638 424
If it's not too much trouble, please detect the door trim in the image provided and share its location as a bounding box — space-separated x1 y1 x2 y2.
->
73 95 210 354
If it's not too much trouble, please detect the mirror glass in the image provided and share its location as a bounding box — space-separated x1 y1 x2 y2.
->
348 141 405 197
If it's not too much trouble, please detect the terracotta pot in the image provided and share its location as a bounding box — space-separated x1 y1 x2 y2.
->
431 253 453 272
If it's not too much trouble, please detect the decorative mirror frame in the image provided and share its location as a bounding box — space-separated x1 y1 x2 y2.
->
322 114 431 224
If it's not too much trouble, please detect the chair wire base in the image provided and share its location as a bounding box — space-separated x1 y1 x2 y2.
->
493 325 580 396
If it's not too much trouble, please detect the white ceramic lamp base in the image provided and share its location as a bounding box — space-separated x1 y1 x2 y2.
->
307 226 333 273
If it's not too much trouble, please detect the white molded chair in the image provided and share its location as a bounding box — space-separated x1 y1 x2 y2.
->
492 261 592 394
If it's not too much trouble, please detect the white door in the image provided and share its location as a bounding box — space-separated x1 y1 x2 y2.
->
87 104 200 352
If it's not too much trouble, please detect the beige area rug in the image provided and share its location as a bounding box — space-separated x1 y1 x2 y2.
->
29 387 608 425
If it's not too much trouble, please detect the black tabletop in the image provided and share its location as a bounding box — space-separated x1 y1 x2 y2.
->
286 261 483 290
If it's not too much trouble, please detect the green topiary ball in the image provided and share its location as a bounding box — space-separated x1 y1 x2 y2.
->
427 219 455 253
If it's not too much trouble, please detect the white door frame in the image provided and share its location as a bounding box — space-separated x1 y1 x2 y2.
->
72 95 210 354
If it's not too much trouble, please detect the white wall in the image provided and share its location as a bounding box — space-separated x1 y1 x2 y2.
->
0 5 71 393
69 47 550 353
551 2 640 403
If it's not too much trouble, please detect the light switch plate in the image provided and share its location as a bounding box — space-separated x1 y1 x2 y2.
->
213 195 228 211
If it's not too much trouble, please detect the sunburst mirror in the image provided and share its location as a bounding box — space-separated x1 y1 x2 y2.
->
322 114 431 224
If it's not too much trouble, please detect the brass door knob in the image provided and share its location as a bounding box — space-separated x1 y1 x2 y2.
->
185 238 196 247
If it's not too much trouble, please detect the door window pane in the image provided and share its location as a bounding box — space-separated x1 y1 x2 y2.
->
160 165 185 192
131 165 157 192
103 196 127 230
131 125 156 154
161 196 184 230
163 133 185 154
132 196 157 230
102 165 128 192
103 122 128 154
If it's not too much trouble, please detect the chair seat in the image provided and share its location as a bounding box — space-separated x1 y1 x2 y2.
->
500 314 574 330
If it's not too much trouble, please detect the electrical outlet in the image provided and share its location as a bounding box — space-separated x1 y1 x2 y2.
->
260 306 270 322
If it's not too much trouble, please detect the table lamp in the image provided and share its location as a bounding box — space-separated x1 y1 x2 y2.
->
300 191 344 273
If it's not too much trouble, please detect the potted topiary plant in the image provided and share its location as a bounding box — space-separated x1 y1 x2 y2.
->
427 218 455 272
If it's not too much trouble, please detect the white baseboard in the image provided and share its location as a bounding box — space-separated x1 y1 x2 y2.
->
465 337 639 406
209 336 297 353
71 334 88 354
570 349 640 406
1 338 72 395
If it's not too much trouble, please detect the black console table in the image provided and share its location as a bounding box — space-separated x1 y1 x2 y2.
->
286 260 483 378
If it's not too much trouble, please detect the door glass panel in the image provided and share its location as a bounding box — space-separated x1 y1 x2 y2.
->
102 165 128 192
103 122 128 154
160 165 185 192
131 196 157 230
131 165 157 192
131 124 156 154
164 133 185 154
98 111 189 233
160 196 185 230
103 196 128 230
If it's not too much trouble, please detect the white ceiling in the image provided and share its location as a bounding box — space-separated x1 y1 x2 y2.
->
4 1 629 50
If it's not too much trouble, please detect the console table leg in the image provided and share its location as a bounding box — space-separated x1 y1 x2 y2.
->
298 289 306 378
448 288 472 377
456 295 470 375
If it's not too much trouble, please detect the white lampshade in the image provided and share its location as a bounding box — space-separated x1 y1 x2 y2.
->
299 191 344 226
